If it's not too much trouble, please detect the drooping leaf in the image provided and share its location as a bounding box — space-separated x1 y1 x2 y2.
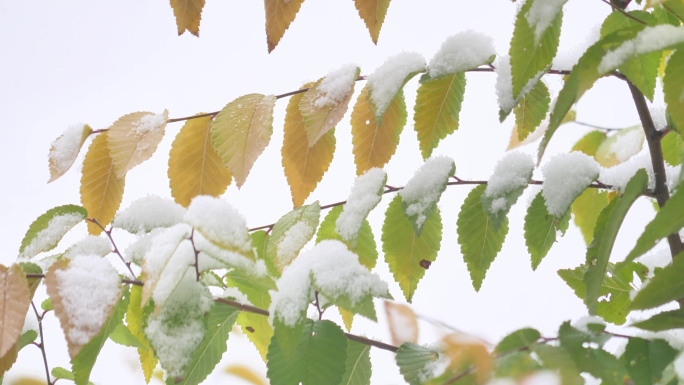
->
282 84 335 208
524 192 571 270
211 94 276 187
0 264 31 374
48 124 92 183
661 131 684 165
264 0 305 52
594 125 645 167
18 205 87 259
126 285 157 383
664 47 684 134
400 156 454 235
351 86 407 175
175 303 240 385
395 342 440 385
514 80 550 142
169 0 206 36
339 340 371 385
266 202 320 273
571 189 611 245
168 114 232 207
620 337 677 385
494 328 541 355
316 206 378 270
80 132 126 235
457 185 508 291
353 0 391 44
632 308 684 331
584 169 648 314
384 302 418 346
413 72 466 159
631 251 684 310
108 323 147 349
107 110 168 178
382 195 442 302
140 225 192 307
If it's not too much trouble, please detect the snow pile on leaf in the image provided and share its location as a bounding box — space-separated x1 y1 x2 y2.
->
495 56 515 112
367 52 426 118
314 64 359 108
525 0 568 42
113 195 186 233
428 31 495 78
63 236 111 259
599 25 684 74
277 221 315 266
484 152 534 213
48 123 91 181
184 195 252 255
20 211 86 259
399 156 455 229
134 111 167 134
542 152 600 217
599 153 680 191
336 168 386 242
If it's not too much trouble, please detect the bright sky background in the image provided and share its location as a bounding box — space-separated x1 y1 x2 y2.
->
0 1 659 384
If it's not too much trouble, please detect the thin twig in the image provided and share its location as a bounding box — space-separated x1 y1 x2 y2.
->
86 218 137 280
600 0 647 25
189 228 201 282
314 291 324 320
574 121 623 132
442 367 476 385
31 301 53 385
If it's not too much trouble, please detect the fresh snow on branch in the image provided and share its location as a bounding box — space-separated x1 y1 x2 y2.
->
427 31 495 78
113 195 185 234
367 52 426 119
336 168 387 242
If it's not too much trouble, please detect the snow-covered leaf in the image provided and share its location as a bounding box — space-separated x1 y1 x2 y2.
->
427 31 496 79
113 195 185 234
169 0 205 36
264 0 305 52
664 47 684 134
594 125 644 167
524 192 571 270
184 196 254 257
168 115 232 207
384 302 418 346
107 110 168 178
266 202 320 273
48 123 92 183
211 94 276 187
632 308 684 331
317 206 378 269
334 168 386 247
19 204 87 259
353 0 391 44
482 152 534 230
366 53 425 124
542 152 600 217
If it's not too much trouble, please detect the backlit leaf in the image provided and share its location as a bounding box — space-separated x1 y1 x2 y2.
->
572 130 607 156
107 111 168 179
168 114 232 207
632 308 684 331
211 94 276 187
385 302 418 346
382 195 442 302
661 131 684 165
395 342 440 385
266 202 320 273
620 337 677 385
264 0 305 52
663 47 684 134
282 85 335 208
524 192 571 270
594 125 644 167
442 333 492 384
126 285 157 383
413 72 466 159
353 0 391 44
0 264 31 374
571 189 611 245
80 132 126 235
48 124 92 183
169 0 206 36
316 206 378 270
109 323 147 349
339 340 371 385
351 86 407 175
18 205 87 259
631 251 684 310
457 185 508 291
514 80 550 142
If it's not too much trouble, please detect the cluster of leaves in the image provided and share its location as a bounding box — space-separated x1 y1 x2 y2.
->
3 0 684 384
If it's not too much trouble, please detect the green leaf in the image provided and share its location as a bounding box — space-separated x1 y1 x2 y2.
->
273 318 306 362
660 0 684 23
267 320 348 385
623 182 684 263
19 204 88 258
572 189 611 245
72 287 129 385
457 185 508 291
494 328 541 354
266 202 320 273
400 157 454 235
494 351 542 379
17 330 37 351
524 192 571 270
316 206 378 269
529 344 583 385
370 69 424 126
251 230 278 277
395 342 440 385
664 48 684 134
382 195 443 302
632 308 684 331
661 131 684 165
52 367 75 381
595 125 645 167
126 284 156 383
109 323 147 349
413 72 466 159
174 303 240 385
509 0 563 100
558 262 648 324
40 298 52 311
631 251 684 310
339 340 371 385
514 80 551 141
572 130 607 156
620 337 677 385
584 169 648 314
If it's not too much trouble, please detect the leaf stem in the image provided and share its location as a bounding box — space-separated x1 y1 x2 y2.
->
31 301 54 385
188 228 201 282
601 0 646 25
86 218 138 280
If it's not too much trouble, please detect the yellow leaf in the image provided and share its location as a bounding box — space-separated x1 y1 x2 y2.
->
169 0 206 36
384 301 418 346
107 110 168 179
353 0 392 44
237 312 272 361
8 377 45 385
594 125 644 167
339 307 354 331
211 94 276 188
0 264 31 373
283 85 336 208
126 285 157 383
168 114 232 207
48 124 93 183
299 68 359 147
442 332 493 384
80 132 126 235
351 86 407 175
264 0 305 53
225 364 268 385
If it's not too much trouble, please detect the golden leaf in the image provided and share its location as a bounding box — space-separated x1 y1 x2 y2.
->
7 377 45 385
126 285 157 383
351 86 407 175
384 301 418 346
339 307 354 331
211 94 276 188
353 0 392 44
169 0 206 36
264 0 305 52
237 312 272 361
225 364 268 385
442 332 493 384
80 132 126 235
0 264 31 373
107 110 168 179
168 115 232 207
48 124 92 183
283 85 336 207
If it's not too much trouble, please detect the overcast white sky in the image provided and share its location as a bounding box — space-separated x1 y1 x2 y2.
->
0 1 658 384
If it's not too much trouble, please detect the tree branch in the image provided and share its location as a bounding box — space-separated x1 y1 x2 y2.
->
31 301 53 385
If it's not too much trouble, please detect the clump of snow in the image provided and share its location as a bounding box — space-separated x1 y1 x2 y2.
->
572 315 605 334
20 213 85 259
194 233 264 276
55 255 121 345
553 25 600 71
125 228 165 265
336 168 387 242
637 329 684 351
542 152 600 216
313 64 358 108
598 153 679 191
400 156 455 228
63 236 111 259
495 56 515 112
485 152 534 212
269 240 389 327
608 127 644 163
114 195 185 234
427 31 495 78
49 123 89 177
366 52 426 119
184 196 252 254
134 111 167 134
142 224 193 307
675 352 684 381
599 25 684 75
525 0 568 43
276 222 315 267
221 287 252 305
649 105 668 132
